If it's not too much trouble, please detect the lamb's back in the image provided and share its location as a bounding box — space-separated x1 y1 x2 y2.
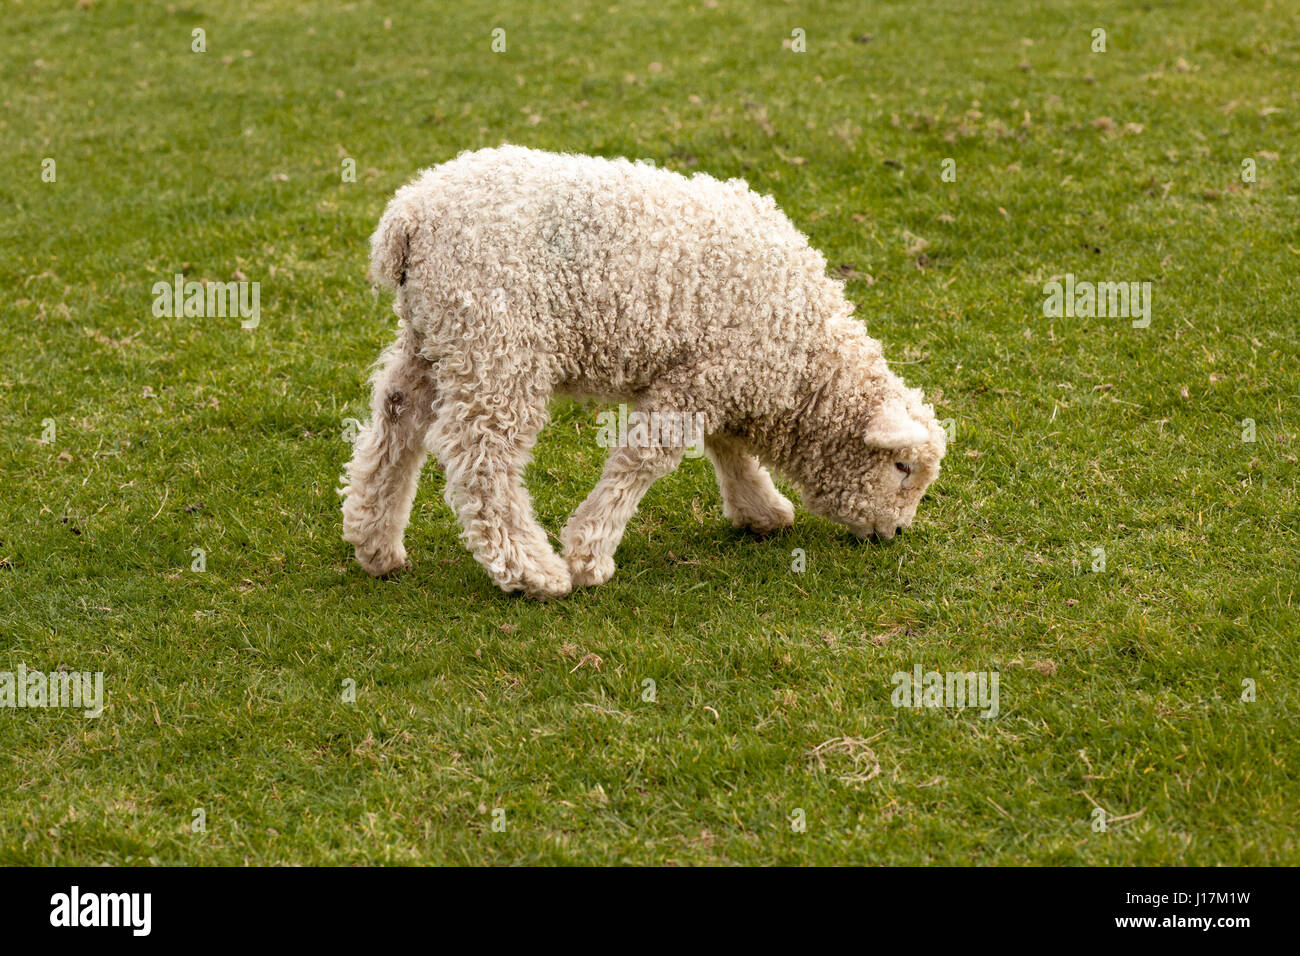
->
396 147 849 393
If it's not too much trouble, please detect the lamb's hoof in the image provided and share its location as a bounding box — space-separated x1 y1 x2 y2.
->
728 498 795 535
564 551 616 588
516 554 573 600
356 544 409 578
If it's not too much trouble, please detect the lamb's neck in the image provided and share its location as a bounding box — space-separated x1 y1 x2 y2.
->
743 325 891 480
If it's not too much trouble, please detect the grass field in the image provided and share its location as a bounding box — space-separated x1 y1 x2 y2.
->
1 0 1296 865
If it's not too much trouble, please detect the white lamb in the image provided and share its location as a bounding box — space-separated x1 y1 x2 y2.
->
342 146 945 598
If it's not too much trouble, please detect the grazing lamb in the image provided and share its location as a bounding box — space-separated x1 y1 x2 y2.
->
342 146 945 598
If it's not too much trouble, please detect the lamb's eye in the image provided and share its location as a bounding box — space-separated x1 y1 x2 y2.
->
895 462 912 476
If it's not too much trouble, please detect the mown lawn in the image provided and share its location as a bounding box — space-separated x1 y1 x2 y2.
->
0 0 1296 865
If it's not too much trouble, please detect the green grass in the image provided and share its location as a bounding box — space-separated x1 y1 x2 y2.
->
1 0 1296 865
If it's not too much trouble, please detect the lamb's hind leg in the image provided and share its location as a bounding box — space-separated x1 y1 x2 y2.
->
704 433 794 534
431 380 571 599
342 335 439 577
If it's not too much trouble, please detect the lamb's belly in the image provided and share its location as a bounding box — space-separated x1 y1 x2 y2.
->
552 338 690 399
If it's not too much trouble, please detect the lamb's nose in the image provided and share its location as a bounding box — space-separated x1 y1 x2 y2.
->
895 526 903 536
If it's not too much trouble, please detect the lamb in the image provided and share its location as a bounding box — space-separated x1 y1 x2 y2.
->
341 146 946 598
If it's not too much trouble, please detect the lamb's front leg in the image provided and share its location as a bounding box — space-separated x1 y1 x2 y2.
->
562 443 685 587
704 433 794 534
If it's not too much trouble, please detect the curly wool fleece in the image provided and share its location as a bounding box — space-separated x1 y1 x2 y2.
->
341 146 945 598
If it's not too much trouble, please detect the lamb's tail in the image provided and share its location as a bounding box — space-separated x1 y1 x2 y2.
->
367 191 418 292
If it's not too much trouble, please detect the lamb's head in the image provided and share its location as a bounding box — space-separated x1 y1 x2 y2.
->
802 387 946 541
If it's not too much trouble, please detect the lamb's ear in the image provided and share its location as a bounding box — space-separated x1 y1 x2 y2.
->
864 399 929 449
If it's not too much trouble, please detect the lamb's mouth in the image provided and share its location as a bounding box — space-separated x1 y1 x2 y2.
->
805 499 901 542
